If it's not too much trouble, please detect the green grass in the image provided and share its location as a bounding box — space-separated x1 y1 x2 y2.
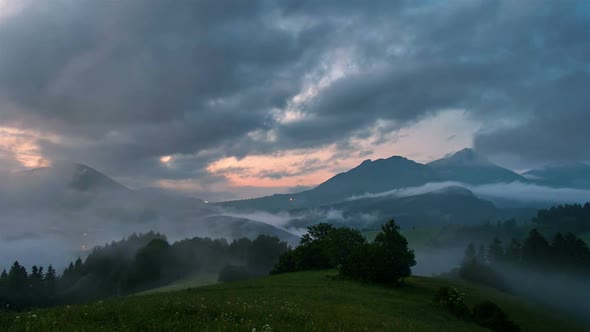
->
137 273 218 295
0 271 586 332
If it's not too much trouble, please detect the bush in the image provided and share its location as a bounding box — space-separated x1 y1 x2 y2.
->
218 265 251 283
472 301 520 332
247 235 290 273
273 220 415 286
340 219 415 285
433 287 521 332
433 287 471 319
270 250 298 274
272 223 367 274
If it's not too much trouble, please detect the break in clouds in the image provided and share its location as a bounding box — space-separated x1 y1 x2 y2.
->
0 0 589 199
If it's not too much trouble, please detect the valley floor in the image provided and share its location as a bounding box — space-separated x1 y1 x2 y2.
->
0 271 586 331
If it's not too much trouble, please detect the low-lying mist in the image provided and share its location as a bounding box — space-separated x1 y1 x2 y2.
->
411 247 465 277
0 168 299 270
348 181 590 206
498 266 590 322
2 166 588 287
411 244 590 322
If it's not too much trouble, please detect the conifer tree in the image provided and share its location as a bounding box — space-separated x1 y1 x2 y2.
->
477 244 487 264
505 238 522 263
45 265 57 297
522 229 551 267
487 237 504 264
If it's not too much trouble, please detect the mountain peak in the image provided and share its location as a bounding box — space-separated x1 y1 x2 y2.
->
359 159 372 166
427 149 526 184
430 148 493 168
22 161 129 192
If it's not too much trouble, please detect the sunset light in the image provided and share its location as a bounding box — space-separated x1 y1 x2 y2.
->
0 126 52 169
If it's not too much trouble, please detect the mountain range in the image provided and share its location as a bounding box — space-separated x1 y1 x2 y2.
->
427 148 527 184
217 148 590 228
220 148 536 212
3 148 588 262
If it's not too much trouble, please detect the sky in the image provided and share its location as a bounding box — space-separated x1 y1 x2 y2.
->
0 0 589 201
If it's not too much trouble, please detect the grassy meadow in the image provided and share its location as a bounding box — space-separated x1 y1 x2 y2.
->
0 270 586 332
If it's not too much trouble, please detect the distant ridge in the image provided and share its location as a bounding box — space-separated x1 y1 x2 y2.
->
219 155 439 211
428 148 527 184
523 163 590 189
220 148 530 212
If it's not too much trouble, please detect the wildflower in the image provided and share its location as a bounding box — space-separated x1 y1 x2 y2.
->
32 314 37 319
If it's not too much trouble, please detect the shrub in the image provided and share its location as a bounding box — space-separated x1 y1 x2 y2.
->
340 219 415 285
273 220 415 286
270 250 297 274
433 286 471 319
433 287 521 332
272 223 367 274
472 301 520 332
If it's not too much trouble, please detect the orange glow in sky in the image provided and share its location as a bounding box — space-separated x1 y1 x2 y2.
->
207 110 479 189
0 126 52 169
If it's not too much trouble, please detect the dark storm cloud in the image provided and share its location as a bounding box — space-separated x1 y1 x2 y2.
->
0 0 588 190
0 0 308 167
474 70 590 164
275 1 590 164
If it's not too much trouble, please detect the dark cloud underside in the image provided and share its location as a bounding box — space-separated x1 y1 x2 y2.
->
0 0 588 194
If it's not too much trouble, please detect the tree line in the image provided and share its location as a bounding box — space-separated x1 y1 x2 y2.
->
272 219 416 285
533 202 590 233
0 262 57 310
458 229 590 291
0 231 289 311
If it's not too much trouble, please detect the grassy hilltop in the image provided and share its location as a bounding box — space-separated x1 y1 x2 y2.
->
0 270 586 332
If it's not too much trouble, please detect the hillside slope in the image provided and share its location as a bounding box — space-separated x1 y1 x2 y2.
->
0 271 585 331
286 186 498 229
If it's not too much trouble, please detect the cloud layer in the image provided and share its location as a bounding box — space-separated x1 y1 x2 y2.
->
0 0 588 198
